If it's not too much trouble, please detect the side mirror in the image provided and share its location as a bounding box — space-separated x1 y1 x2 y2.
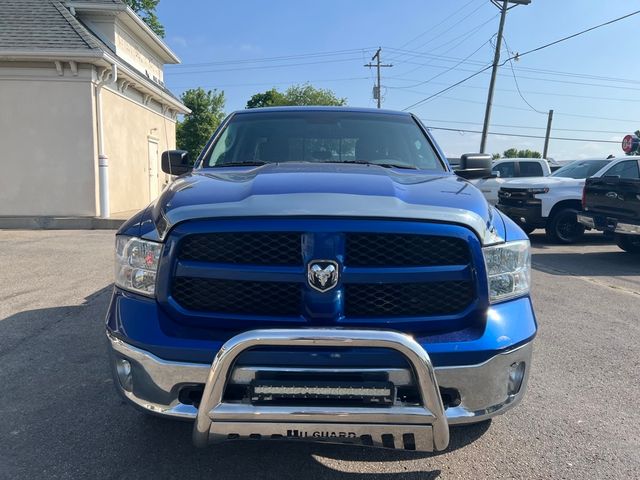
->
455 153 493 180
161 150 191 175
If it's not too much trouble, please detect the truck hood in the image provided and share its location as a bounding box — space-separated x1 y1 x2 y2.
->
501 176 584 188
147 163 504 244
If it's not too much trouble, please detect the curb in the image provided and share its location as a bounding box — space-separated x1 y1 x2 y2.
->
0 216 126 230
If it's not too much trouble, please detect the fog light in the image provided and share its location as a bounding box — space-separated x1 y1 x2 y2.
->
508 362 526 395
116 358 133 392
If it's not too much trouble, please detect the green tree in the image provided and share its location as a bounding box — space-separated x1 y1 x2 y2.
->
246 83 346 109
176 88 226 161
123 0 165 37
246 88 285 109
492 153 501 160
502 148 542 159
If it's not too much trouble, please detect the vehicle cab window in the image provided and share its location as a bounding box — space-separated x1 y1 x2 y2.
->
603 160 640 179
518 161 544 177
492 161 516 178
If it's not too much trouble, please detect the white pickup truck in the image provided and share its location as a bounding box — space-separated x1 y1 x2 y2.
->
470 158 553 205
496 158 614 243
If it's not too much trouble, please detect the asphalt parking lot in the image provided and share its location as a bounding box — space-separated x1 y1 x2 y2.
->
0 230 638 479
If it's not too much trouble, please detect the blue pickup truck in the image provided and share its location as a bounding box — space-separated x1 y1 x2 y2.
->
107 107 536 452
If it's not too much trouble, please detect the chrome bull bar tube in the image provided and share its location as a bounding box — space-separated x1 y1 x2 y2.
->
193 329 449 451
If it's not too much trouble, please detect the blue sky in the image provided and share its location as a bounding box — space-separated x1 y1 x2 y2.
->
157 0 640 160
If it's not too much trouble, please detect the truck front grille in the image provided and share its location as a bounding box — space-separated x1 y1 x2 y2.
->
178 232 302 266
345 281 474 317
166 221 482 323
498 188 536 208
172 278 301 316
346 234 469 266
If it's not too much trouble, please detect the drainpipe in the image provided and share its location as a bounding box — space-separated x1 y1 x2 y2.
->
95 63 117 218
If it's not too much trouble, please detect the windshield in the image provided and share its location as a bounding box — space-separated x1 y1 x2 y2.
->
201 111 445 171
550 160 611 179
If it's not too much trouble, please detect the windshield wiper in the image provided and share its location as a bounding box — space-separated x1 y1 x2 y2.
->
375 163 418 170
323 160 418 170
212 161 267 168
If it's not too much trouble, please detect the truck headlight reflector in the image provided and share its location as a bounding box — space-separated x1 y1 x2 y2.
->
115 236 162 296
483 240 531 302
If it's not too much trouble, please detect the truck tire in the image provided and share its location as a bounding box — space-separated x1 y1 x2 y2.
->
545 208 585 244
615 234 640 253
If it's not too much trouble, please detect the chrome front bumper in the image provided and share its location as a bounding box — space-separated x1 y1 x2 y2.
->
108 330 533 452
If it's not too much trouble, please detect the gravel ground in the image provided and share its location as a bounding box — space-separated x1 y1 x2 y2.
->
0 229 638 479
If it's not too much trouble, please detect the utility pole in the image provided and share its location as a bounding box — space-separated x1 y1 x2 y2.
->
365 47 392 108
480 0 531 153
543 109 554 159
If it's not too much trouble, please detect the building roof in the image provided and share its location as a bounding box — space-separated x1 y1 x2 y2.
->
66 0 180 63
0 0 102 51
0 0 188 113
0 1 178 61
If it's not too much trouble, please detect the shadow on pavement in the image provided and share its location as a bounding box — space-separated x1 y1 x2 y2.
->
0 286 490 479
533 250 640 277
528 231 612 248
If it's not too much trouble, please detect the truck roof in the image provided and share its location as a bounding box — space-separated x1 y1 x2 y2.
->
232 106 412 116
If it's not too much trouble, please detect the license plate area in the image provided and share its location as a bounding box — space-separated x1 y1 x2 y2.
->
250 372 395 407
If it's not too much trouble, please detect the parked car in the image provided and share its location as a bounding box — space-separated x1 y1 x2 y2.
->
497 158 614 242
578 157 640 253
107 107 536 453
472 158 553 205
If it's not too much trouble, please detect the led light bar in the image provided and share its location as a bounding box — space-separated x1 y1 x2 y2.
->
250 380 395 405
253 386 392 397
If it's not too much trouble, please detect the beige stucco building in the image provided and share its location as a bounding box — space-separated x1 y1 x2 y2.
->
0 0 189 219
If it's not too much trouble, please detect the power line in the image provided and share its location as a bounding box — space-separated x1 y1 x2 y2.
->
394 0 481 51
391 75 640 103
390 51 640 92
165 55 363 75
425 126 621 144
167 48 374 68
391 36 495 90
391 60 640 92
391 13 498 77
396 62 640 92
515 9 640 60
502 37 546 114
389 0 489 63
389 49 640 88
429 94 640 123
514 65 640 86
420 118 627 134
412 13 498 60
167 42 640 89
402 65 493 110
402 8 640 111
167 76 371 89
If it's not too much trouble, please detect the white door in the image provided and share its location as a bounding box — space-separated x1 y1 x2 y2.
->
148 139 159 201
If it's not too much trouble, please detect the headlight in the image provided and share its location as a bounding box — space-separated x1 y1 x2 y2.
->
483 240 531 303
528 187 549 194
115 236 163 297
